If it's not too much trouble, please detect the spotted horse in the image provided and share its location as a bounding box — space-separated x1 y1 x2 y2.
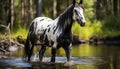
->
24 0 86 63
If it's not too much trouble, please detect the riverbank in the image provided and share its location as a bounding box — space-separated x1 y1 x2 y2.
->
0 35 120 58
89 36 120 45
0 37 24 56
72 35 120 45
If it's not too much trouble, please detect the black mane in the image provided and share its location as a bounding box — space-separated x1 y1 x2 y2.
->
57 5 74 33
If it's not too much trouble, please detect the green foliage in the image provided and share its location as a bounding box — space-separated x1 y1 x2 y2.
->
102 15 120 37
72 0 120 40
72 19 102 40
11 27 28 38
0 0 120 40
84 0 94 20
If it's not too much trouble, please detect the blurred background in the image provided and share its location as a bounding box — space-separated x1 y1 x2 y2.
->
0 0 120 40
0 0 120 69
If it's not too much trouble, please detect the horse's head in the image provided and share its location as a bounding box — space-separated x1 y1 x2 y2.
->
73 0 86 27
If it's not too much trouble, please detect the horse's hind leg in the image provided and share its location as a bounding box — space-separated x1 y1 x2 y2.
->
39 45 46 61
24 37 30 60
27 43 34 61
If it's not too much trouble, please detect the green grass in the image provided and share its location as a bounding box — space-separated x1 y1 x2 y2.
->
11 28 28 39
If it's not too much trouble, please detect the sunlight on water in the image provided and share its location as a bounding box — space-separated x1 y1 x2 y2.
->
0 58 31 67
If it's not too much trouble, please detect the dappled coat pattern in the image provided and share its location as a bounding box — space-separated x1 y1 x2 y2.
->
24 0 85 63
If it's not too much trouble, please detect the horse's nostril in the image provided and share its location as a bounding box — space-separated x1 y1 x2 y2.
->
81 22 85 26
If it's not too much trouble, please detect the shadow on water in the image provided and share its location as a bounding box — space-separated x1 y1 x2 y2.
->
0 44 120 69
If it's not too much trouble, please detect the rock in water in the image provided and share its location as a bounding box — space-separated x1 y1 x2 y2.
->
8 45 18 52
63 60 74 67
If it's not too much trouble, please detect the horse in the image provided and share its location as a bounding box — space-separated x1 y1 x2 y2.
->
24 0 86 63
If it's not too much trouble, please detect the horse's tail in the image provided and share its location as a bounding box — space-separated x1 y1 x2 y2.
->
24 35 30 60
24 21 36 61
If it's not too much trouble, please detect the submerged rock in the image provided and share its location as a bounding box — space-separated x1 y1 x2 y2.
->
63 60 74 67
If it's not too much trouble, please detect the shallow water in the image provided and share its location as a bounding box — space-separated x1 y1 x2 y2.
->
0 44 120 69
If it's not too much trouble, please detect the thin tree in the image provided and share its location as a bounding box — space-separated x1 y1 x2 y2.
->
53 0 57 19
113 0 118 16
36 0 42 17
11 0 14 28
29 0 33 20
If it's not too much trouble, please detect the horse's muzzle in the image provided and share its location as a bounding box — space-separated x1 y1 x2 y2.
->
80 22 85 27
77 19 85 27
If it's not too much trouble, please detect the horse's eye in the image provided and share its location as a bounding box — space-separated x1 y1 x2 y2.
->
75 10 77 13
74 10 78 14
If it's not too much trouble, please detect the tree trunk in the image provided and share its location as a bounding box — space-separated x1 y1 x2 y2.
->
67 0 71 6
57 0 61 16
11 0 14 28
21 0 27 27
7 0 11 27
21 0 25 27
53 0 57 19
36 0 42 17
29 0 33 20
95 0 112 20
113 0 118 16
118 0 120 14
27 0 33 26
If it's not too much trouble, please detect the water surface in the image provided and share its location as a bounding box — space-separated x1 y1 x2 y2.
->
0 44 120 69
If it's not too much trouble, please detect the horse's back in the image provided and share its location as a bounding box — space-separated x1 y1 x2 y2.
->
33 17 53 23
29 17 53 32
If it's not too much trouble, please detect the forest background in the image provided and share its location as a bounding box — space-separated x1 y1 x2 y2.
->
0 0 120 40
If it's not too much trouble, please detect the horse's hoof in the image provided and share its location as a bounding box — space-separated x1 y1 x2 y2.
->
63 60 74 67
50 62 55 64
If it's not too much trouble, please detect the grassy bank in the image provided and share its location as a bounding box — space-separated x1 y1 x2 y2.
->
11 28 28 39
0 27 28 39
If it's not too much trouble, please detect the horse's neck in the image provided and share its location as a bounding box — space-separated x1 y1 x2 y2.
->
56 5 74 33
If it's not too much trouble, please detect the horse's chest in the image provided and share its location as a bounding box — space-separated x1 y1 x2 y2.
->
57 33 72 44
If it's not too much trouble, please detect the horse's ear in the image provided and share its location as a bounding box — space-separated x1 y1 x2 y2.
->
73 0 76 5
79 0 82 4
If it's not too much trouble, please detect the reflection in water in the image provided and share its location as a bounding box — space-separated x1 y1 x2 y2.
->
0 44 120 69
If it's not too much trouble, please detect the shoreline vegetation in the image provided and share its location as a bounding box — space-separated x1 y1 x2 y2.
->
0 34 120 58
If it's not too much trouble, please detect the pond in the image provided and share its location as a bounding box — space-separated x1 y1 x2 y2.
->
0 44 120 69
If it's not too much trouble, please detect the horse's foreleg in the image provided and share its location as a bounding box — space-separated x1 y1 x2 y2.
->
63 43 74 67
51 47 56 62
39 46 46 61
50 43 61 63
63 43 72 61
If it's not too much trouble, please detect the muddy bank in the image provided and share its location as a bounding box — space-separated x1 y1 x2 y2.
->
0 35 81 56
90 36 120 45
1 35 120 57
0 37 24 56
72 35 120 45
